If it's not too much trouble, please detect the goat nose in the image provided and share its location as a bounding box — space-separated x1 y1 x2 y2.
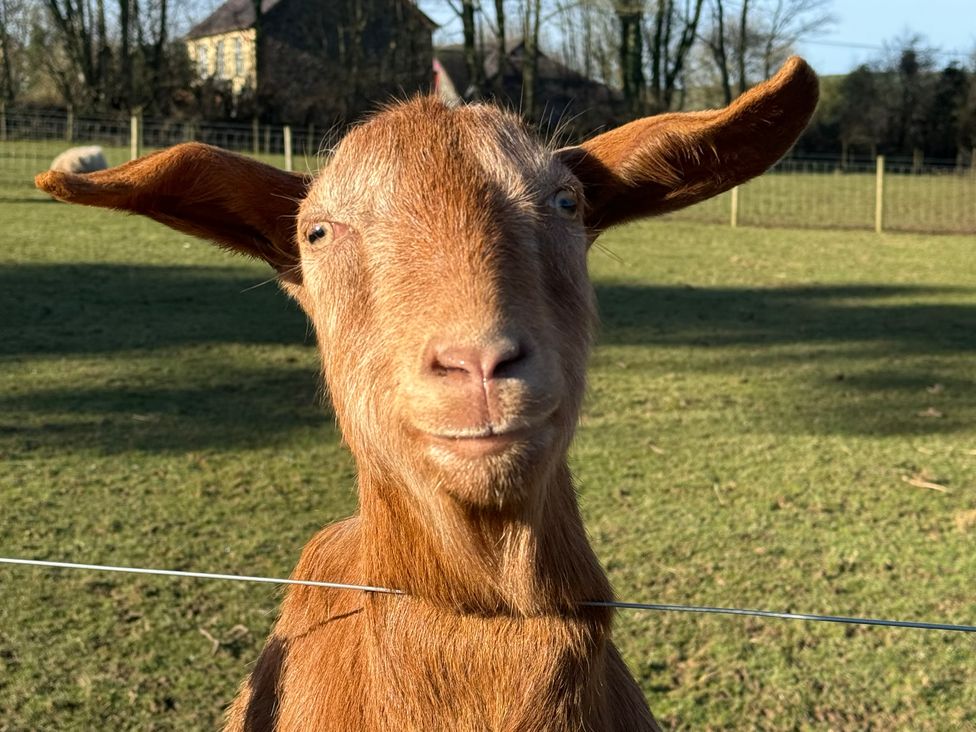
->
425 338 529 384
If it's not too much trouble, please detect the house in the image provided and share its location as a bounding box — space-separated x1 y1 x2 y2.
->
185 0 435 124
434 42 624 139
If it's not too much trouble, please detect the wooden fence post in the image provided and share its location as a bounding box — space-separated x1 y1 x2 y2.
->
874 155 885 234
283 125 293 171
730 185 739 228
252 117 259 155
0 102 6 142
130 111 142 160
65 105 74 143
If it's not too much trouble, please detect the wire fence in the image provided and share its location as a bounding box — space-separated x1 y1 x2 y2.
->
4 556 976 633
669 155 976 235
3 107 975 235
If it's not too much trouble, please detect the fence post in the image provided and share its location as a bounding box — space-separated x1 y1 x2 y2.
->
874 155 885 234
263 125 270 155
971 148 976 178
730 185 739 228
65 105 74 143
283 125 293 171
0 102 5 142
130 110 143 160
252 117 259 155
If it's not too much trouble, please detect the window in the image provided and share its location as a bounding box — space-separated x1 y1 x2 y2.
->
234 37 244 77
197 45 208 77
215 40 226 79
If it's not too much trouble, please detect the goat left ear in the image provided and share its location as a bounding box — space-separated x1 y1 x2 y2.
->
36 142 308 279
558 56 818 235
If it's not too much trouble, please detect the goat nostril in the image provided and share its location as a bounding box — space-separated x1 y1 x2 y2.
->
427 344 483 381
490 341 528 380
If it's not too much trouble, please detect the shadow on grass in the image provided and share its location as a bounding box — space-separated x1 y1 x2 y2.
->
595 283 976 354
0 364 334 453
595 282 976 436
0 263 308 356
1 263 330 453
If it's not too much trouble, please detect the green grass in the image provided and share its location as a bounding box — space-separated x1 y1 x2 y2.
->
1 191 975 730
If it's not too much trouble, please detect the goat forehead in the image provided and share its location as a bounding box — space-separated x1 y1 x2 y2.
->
315 98 554 223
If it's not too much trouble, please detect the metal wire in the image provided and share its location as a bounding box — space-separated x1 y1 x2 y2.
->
2 556 975 633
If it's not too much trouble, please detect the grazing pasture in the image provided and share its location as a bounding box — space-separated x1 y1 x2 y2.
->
1 179 975 729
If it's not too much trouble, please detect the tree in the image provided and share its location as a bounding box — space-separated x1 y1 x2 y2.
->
701 0 731 103
925 63 969 160
615 0 644 114
521 0 542 115
700 0 833 100
646 0 706 112
835 64 886 162
0 0 29 102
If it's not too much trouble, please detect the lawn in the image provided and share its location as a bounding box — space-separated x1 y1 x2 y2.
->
1 183 975 730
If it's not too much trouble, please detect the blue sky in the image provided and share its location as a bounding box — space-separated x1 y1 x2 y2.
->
795 0 975 74
420 0 975 76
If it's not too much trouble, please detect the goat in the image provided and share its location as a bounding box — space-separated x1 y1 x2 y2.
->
36 57 817 731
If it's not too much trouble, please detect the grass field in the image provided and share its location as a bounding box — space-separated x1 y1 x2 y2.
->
1 178 976 730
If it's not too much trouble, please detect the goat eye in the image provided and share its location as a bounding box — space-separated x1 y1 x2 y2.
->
550 189 579 219
306 223 331 246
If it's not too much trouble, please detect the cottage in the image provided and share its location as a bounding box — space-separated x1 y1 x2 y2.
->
186 0 435 124
435 42 624 139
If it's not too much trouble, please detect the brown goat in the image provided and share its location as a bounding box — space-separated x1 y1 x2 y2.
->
36 58 817 731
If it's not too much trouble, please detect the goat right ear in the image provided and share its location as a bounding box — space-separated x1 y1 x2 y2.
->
557 56 818 235
35 142 308 279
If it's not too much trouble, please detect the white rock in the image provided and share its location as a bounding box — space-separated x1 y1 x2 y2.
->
49 145 109 174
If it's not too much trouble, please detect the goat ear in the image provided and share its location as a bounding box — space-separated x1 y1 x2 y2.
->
35 142 308 278
557 56 818 234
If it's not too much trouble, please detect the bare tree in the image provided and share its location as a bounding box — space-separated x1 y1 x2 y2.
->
758 0 833 78
646 0 706 112
615 0 644 114
443 0 482 99
521 0 541 115
702 0 832 100
0 0 24 101
700 0 731 102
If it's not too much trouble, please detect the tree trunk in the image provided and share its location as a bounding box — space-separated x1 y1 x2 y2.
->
521 0 541 118
461 0 480 99
661 0 703 109
252 0 263 116
493 0 505 96
709 0 732 104
0 0 16 102
618 4 644 116
736 0 749 94
151 0 167 104
118 0 131 109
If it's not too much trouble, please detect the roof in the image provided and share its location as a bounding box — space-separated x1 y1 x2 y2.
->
186 0 435 40
186 0 281 39
435 43 617 101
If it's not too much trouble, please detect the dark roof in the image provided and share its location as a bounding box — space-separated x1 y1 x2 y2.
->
435 43 618 100
186 0 435 40
186 0 281 40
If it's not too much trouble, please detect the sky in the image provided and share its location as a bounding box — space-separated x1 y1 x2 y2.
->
793 0 974 74
419 0 975 77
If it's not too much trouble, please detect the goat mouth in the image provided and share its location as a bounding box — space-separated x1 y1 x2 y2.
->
425 427 529 458
419 421 548 459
